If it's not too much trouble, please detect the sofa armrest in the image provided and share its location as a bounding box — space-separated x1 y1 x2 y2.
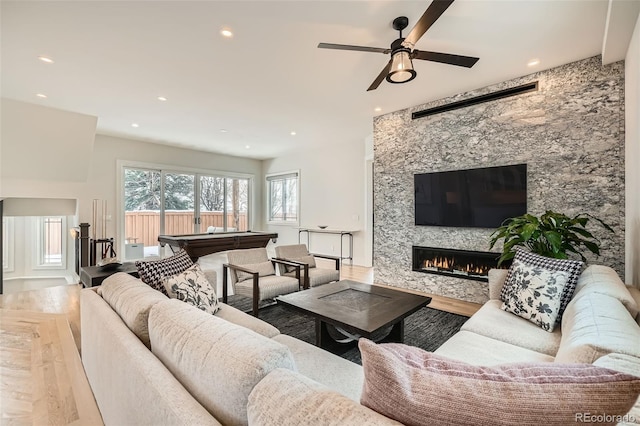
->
248 368 401 426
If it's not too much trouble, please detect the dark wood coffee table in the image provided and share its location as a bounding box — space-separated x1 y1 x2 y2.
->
276 280 431 351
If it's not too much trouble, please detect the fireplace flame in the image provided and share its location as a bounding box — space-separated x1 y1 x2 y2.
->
422 257 491 276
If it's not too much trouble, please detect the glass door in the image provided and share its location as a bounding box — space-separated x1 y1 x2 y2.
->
199 175 226 233
226 178 249 231
164 172 195 237
124 168 161 258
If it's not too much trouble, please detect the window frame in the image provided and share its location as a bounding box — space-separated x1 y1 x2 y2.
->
266 170 300 226
33 216 67 270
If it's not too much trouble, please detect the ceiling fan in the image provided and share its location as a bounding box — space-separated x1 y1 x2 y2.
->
318 0 479 91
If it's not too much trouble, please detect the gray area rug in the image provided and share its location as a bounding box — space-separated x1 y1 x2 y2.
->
225 295 469 364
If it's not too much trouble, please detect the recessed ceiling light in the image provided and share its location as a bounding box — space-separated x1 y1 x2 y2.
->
157 96 168 101
290 131 296 136
220 129 228 133
220 29 233 38
131 123 139 128
374 107 382 112
38 56 54 64
527 59 540 67
245 145 251 149
36 93 48 98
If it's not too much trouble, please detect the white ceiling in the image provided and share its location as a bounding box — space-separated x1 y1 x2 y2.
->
0 0 626 160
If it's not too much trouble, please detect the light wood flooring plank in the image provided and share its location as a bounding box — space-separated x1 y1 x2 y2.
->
0 309 102 426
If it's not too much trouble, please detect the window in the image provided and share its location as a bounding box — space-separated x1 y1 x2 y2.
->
122 164 253 260
2 217 14 272
267 171 299 224
37 216 66 268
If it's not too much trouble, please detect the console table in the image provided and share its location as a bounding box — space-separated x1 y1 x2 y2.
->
80 262 139 287
298 228 358 265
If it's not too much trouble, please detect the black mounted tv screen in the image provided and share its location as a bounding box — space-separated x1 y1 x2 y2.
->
414 164 527 228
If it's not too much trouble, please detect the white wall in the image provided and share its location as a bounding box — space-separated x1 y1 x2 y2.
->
626 13 640 286
262 138 369 266
1 99 97 183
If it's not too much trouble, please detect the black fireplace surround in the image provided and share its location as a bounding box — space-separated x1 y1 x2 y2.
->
412 246 511 282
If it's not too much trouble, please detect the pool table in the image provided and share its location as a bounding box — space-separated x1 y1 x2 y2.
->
158 231 278 261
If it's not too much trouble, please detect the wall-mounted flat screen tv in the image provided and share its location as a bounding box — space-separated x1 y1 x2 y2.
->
414 164 527 228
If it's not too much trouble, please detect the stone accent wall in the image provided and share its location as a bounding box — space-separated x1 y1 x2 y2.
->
373 56 625 304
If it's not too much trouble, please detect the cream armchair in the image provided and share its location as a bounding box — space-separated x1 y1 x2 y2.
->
274 244 340 290
223 247 302 317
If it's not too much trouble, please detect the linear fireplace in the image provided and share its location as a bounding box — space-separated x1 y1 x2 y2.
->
412 246 511 282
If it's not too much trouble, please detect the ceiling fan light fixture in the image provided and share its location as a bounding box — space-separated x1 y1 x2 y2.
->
386 49 416 84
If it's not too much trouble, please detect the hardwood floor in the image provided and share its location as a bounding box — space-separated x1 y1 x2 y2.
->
0 284 82 352
0 309 102 425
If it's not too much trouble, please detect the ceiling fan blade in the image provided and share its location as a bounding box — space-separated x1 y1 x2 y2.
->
318 43 390 54
404 0 455 47
367 60 392 92
412 50 479 68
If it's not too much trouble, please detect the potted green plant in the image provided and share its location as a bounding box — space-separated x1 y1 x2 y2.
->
489 210 613 266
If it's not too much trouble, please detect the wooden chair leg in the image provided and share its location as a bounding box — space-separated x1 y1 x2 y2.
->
252 275 259 317
222 265 229 303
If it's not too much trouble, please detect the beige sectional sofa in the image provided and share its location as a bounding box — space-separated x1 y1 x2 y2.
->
81 265 640 425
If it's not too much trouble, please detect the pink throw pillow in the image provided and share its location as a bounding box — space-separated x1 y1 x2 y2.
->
359 339 640 426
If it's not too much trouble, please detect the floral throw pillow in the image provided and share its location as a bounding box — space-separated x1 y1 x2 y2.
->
163 264 220 315
501 258 570 332
500 248 584 324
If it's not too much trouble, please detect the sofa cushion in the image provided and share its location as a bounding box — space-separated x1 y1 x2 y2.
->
488 268 508 300
630 286 640 326
501 249 583 323
461 300 561 356
247 368 401 426
272 334 364 401
573 264 639 318
359 339 640 426
99 272 167 348
501 257 571 332
136 249 193 295
163 263 220 315
80 289 220 426
434 330 555 365
215 303 280 338
149 299 296 426
236 261 276 282
556 292 640 364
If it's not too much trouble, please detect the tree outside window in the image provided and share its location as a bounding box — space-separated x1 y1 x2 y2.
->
267 171 299 223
